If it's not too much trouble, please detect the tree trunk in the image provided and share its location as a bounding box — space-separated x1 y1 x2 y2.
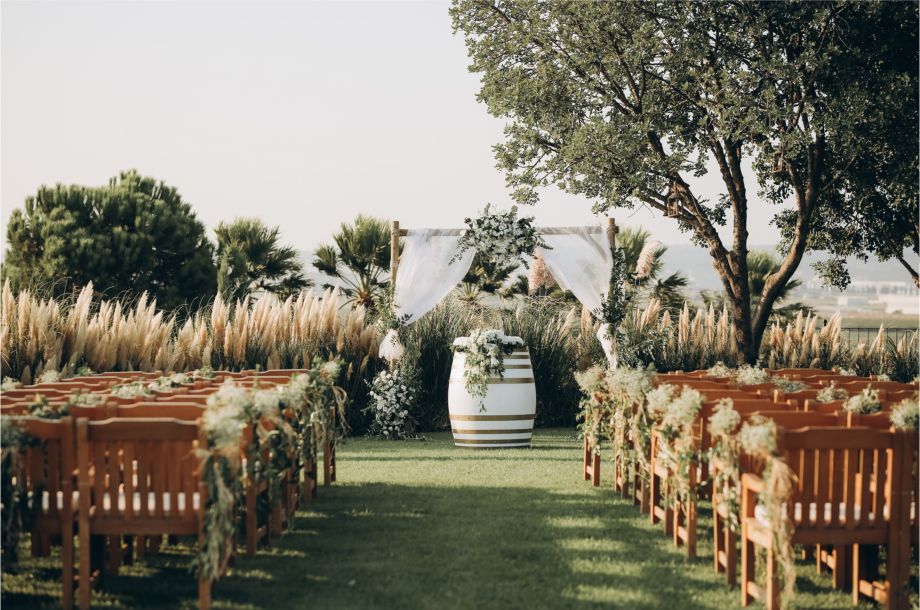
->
895 252 920 288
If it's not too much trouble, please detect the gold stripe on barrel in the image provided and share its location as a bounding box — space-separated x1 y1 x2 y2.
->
503 364 532 369
451 428 533 435
449 413 536 421
454 438 532 445
449 377 534 384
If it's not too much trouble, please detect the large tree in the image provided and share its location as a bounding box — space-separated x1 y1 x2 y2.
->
215 217 310 301
451 1 919 362
3 170 216 310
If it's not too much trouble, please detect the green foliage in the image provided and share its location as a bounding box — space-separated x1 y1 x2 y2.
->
618 227 688 314
214 217 310 301
451 1 919 360
501 298 602 427
399 299 476 430
3 170 216 310
461 252 522 297
595 247 633 339
313 215 391 310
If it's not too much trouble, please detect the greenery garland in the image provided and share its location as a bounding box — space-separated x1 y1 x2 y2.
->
739 417 796 605
707 399 743 533
194 359 346 582
595 247 634 344
452 329 523 409
451 204 549 268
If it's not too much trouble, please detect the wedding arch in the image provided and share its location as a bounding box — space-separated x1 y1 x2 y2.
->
379 218 621 366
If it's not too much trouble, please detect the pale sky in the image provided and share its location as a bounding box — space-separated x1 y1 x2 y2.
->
2 0 788 263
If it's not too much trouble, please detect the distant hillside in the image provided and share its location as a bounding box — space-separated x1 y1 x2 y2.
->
300 246 917 297
660 245 917 293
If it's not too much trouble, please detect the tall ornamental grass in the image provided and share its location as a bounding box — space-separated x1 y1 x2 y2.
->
0 281 382 428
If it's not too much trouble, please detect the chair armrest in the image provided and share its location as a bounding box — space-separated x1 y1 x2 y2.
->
741 472 765 493
740 473 765 518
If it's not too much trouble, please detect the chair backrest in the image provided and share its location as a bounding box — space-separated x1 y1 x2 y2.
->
13 416 75 522
771 368 833 377
698 389 764 401
76 417 202 520
778 426 908 532
114 402 205 420
753 411 842 428
152 394 210 404
833 380 917 393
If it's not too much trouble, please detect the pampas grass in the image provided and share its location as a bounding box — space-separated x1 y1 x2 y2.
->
0 281 379 385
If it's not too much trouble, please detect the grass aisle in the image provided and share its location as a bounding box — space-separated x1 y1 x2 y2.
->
4 430 866 609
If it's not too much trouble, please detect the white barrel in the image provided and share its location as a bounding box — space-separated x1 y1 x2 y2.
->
447 346 536 448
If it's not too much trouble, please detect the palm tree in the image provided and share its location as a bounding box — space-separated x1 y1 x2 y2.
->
618 227 688 313
214 217 310 301
700 250 814 323
313 215 391 310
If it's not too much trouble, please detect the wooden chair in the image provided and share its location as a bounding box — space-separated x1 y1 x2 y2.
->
582 437 601 487
12 416 77 608
75 417 219 610
711 412 842 586
740 427 914 609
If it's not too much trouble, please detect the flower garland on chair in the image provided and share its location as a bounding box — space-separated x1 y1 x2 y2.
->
708 399 743 533
652 385 705 507
739 416 796 605
193 359 345 583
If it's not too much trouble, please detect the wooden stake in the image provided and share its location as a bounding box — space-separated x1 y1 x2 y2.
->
606 217 618 250
390 220 400 284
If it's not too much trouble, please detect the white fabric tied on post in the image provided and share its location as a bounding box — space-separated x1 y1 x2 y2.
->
536 225 616 368
379 228 476 363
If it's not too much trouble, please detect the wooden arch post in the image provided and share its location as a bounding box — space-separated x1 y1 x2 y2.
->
390 220 400 283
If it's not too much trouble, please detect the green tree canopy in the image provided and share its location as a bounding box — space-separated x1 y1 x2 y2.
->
3 170 216 310
451 1 919 362
313 214 391 310
215 217 311 302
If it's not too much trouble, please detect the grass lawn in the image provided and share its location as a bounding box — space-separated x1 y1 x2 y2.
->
2 430 896 609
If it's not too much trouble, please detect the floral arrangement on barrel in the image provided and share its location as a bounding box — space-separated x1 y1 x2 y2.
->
366 365 420 439
451 204 549 268
452 329 523 409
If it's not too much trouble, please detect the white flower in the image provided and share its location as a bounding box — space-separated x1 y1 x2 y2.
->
890 397 919 430
843 387 882 414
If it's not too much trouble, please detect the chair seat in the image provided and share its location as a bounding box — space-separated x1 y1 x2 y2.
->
99 491 201 514
754 502 879 527
39 489 201 514
753 501 915 527
38 490 80 513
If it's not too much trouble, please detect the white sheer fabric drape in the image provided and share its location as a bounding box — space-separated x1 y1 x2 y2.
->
379 229 475 362
536 225 616 368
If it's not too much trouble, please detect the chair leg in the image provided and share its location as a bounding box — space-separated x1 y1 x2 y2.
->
766 547 780 610
687 499 697 559
78 527 91 610
726 528 738 587
741 529 755 607
831 545 846 589
246 483 257 556
714 507 724 574
852 543 864 606
198 576 212 610
62 525 74 609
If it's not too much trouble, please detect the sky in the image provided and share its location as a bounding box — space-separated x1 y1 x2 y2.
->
1 0 791 263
